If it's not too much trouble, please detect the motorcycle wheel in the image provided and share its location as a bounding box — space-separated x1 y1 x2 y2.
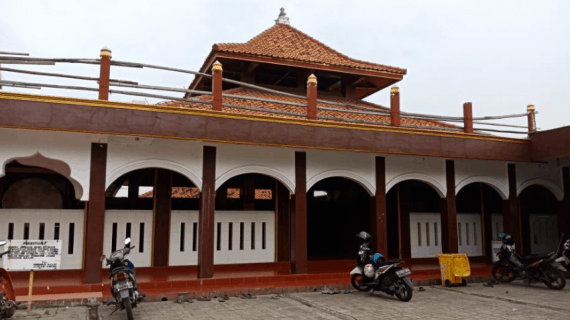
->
395 278 413 302
2 302 16 318
123 298 134 320
544 268 566 290
492 262 517 283
350 274 371 292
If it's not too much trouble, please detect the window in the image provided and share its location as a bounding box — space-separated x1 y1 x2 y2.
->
458 223 462 246
434 223 438 246
255 189 273 200
54 223 60 240
39 223 45 240
216 223 221 251
126 223 131 239
262 222 266 250
111 223 118 252
417 222 422 246
139 223 145 253
8 223 14 240
68 223 75 254
192 223 197 252
228 223 233 251
426 222 430 246
466 223 470 246
227 188 241 199
473 223 477 246
180 223 185 252
23 223 29 240
240 222 244 250
251 223 256 250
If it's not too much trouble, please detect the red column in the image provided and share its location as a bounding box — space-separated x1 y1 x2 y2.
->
84 143 107 284
212 61 223 111
291 152 307 274
374 157 388 255
527 105 536 133
151 169 172 267
198 146 216 278
504 163 523 254
463 102 473 134
441 160 459 253
98 47 111 101
390 86 400 126
306 74 317 120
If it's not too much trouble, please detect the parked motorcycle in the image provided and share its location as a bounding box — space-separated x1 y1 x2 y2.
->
350 232 414 302
492 233 567 290
555 238 570 278
102 238 144 320
0 241 16 319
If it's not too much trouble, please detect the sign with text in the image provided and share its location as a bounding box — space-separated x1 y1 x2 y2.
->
4 240 62 270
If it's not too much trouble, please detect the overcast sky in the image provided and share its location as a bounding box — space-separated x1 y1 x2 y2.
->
1 0 568 137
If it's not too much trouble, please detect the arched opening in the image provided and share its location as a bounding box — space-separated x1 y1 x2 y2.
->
386 180 441 259
104 168 198 268
519 185 559 254
456 183 504 259
215 173 290 264
0 160 83 269
307 177 371 260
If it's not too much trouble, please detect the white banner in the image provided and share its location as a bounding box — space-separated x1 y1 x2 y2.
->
4 240 62 270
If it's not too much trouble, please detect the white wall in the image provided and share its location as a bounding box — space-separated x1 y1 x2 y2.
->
215 144 295 193
516 162 564 200
455 159 508 199
0 209 84 269
306 150 375 195
105 137 204 190
102 210 153 268
0 128 91 200
385 155 446 197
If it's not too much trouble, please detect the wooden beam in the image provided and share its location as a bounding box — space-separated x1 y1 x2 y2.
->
198 146 216 278
274 72 291 86
327 80 341 91
441 160 459 253
247 62 260 74
374 157 388 255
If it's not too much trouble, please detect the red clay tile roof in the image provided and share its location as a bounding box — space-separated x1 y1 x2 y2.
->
160 88 457 130
140 187 199 199
213 24 406 75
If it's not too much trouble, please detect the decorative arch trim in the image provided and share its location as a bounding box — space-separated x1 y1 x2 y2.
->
306 170 375 196
386 173 446 198
215 166 295 194
106 160 202 191
455 176 509 200
517 178 564 201
0 152 84 200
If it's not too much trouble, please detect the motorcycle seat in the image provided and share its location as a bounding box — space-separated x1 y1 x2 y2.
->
521 252 552 263
377 259 402 267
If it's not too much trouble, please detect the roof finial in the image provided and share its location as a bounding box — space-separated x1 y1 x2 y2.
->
275 7 290 25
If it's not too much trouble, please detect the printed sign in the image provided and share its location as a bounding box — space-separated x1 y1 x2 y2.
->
4 240 62 270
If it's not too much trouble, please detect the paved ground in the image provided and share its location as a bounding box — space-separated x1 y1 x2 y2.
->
9 280 570 319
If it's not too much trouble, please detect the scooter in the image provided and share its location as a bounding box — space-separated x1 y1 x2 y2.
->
102 238 144 320
0 241 16 319
555 238 570 278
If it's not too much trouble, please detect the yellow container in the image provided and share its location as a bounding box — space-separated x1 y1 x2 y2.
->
437 253 471 287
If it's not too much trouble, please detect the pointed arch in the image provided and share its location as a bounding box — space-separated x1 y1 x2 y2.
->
386 173 446 198
106 160 202 191
215 165 295 193
456 176 509 200
517 178 564 201
306 170 374 196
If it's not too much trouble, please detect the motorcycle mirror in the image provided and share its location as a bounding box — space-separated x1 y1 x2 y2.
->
125 238 131 248
0 240 6 247
99 254 106 262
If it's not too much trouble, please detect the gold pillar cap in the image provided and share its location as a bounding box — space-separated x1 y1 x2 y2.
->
390 86 399 94
100 47 112 59
307 74 317 86
212 60 223 73
527 104 535 112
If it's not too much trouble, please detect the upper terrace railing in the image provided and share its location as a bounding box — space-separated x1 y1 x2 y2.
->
0 48 537 136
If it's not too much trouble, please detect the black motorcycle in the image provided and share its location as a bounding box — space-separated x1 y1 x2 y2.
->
492 236 567 290
350 233 413 302
0 241 16 319
555 239 570 278
102 238 144 320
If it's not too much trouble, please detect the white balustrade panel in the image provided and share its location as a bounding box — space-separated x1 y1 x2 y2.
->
102 210 153 268
169 210 199 266
491 214 504 241
409 212 442 258
529 214 558 254
0 209 84 269
457 213 483 256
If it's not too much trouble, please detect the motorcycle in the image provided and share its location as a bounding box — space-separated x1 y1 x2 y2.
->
350 240 414 302
555 238 570 278
102 238 144 320
0 241 16 319
492 235 567 290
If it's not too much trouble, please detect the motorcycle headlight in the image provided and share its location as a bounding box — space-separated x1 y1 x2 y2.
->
364 264 375 278
358 250 364 255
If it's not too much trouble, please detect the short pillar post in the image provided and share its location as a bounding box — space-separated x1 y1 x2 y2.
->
98 47 112 100
463 102 473 133
390 86 400 126
212 61 223 111
527 105 536 133
307 74 317 120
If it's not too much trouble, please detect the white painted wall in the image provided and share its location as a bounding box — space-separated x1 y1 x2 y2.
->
102 210 153 268
457 214 483 256
529 214 559 254
516 162 564 200
215 144 295 193
409 212 443 258
105 137 204 190
0 209 84 269
168 210 276 266
455 159 508 199
306 150 375 195
0 128 91 200
385 155 446 197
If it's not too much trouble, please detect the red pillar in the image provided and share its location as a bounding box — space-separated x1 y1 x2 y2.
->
84 143 107 284
151 169 172 267
527 105 536 133
291 151 307 274
212 61 223 111
374 157 388 255
306 74 317 120
198 146 216 278
463 102 473 134
98 47 111 101
390 86 400 126
504 163 523 254
441 160 459 253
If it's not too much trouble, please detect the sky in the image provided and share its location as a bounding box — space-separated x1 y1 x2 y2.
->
1 0 569 137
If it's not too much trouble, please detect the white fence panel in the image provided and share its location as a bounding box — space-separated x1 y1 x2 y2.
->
409 212 442 258
491 214 504 241
457 213 483 256
102 210 153 268
529 214 558 254
0 209 84 269
169 210 199 266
